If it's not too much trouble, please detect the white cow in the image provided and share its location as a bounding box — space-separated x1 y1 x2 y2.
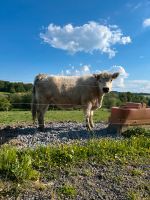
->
31 72 119 131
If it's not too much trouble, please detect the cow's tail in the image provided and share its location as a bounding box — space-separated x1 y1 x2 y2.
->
31 84 37 124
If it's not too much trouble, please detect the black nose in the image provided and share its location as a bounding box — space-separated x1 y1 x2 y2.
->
103 87 109 93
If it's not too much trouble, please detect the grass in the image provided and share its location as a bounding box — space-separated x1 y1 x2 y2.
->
57 184 77 198
0 92 10 95
0 108 110 125
128 168 144 176
0 135 149 199
0 135 149 182
127 190 142 200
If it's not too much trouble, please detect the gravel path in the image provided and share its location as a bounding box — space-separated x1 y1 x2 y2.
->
0 122 116 148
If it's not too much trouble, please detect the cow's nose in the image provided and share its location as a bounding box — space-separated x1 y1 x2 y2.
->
103 87 109 93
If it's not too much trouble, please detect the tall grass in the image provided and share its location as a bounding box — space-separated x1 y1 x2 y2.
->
0 135 149 182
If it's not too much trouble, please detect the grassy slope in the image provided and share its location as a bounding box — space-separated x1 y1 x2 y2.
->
0 109 110 125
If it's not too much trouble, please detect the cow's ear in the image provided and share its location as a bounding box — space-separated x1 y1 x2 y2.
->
112 72 119 79
93 74 100 80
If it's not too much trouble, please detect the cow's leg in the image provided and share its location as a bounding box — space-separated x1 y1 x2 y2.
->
89 110 94 128
84 103 92 131
37 104 49 131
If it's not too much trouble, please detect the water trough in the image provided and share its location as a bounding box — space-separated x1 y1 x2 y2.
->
108 102 150 134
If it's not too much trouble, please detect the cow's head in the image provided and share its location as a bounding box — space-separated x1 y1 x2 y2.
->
93 72 119 94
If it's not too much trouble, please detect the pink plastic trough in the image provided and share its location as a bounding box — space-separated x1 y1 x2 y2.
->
108 102 150 134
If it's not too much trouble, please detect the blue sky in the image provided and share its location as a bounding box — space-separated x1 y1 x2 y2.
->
0 0 150 92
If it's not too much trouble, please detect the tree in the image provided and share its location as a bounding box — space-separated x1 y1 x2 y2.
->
7 83 16 93
103 97 121 108
24 83 33 92
0 81 5 91
21 92 32 109
15 83 25 92
9 93 22 109
118 93 127 102
0 80 33 93
0 96 11 111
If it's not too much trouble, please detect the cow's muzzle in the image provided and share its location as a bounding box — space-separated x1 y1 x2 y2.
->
103 87 109 93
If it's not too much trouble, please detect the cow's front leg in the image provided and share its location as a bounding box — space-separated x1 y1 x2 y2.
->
37 104 49 131
89 110 94 128
84 103 92 131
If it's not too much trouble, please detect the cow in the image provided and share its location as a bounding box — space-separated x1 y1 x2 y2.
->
31 72 119 131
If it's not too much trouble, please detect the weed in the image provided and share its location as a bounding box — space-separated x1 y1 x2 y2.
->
127 190 141 200
122 127 150 138
57 184 77 198
130 168 144 176
0 146 39 181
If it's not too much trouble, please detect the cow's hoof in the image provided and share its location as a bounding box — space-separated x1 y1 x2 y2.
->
90 123 95 128
38 127 45 132
86 125 92 131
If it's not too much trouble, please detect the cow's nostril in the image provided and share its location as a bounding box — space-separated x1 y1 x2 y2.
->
103 87 109 93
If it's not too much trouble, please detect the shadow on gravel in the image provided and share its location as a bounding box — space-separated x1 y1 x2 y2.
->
0 126 37 145
0 122 117 146
57 128 113 141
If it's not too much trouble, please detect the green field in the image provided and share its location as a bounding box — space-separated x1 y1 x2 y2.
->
0 109 110 125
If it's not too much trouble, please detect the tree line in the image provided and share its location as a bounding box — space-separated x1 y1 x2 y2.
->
103 92 150 108
0 80 32 93
0 90 150 111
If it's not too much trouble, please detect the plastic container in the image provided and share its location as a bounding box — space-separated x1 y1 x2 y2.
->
108 102 150 134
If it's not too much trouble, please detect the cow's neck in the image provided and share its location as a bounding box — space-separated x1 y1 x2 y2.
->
97 93 104 108
91 78 105 107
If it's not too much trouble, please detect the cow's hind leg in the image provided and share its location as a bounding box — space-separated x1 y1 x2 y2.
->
89 110 94 128
37 104 49 131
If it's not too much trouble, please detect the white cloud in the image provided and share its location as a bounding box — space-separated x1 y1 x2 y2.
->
108 66 129 88
143 18 150 27
40 21 131 58
61 65 91 76
121 80 150 93
109 67 150 93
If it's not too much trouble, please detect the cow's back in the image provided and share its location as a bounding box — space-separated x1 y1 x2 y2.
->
34 74 98 108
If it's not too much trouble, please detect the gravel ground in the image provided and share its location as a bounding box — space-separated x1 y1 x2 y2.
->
1 162 149 200
0 122 116 148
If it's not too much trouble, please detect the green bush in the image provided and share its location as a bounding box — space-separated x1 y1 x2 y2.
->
19 92 32 109
122 127 150 138
0 147 39 181
9 93 22 109
8 92 32 110
57 184 77 198
0 96 11 111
